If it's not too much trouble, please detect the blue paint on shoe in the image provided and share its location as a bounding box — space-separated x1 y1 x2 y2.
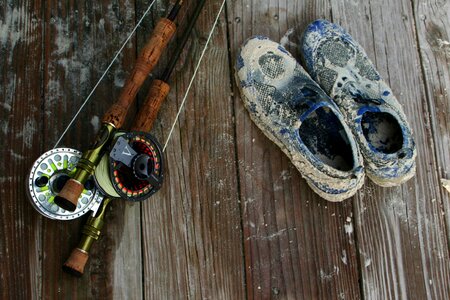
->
301 20 416 186
277 45 290 55
236 54 245 70
235 37 364 201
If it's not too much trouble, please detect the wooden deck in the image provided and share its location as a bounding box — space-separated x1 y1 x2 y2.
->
1 0 450 298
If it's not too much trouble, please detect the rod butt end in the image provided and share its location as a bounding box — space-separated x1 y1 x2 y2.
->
63 248 89 277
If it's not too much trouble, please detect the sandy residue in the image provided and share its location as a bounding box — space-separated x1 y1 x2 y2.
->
442 179 450 194
47 0 136 98
90 115 100 132
320 265 340 281
0 5 38 61
14 119 37 149
44 3 135 142
1 4 39 139
436 38 450 58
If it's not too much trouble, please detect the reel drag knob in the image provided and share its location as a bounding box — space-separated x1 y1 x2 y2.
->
133 154 152 179
132 154 163 189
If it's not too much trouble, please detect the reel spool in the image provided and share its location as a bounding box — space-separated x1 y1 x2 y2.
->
94 131 164 201
27 148 103 220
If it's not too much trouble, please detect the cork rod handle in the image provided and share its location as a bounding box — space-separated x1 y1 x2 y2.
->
102 18 176 128
131 79 171 132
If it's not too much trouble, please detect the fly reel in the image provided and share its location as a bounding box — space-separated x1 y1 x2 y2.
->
94 131 164 201
27 148 103 220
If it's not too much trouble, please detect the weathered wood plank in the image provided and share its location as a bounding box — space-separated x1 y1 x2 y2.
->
227 0 362 299
330 0 450 298
412 0 450 243
138 0 246 298
3 0 450 298
94 2 143 298
0 1 43 298
38 0 141 298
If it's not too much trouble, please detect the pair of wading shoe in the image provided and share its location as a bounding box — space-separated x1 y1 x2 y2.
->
236 20 416 201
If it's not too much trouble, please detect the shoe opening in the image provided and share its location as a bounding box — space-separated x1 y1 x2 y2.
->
361 111 403 154
299 106 355 171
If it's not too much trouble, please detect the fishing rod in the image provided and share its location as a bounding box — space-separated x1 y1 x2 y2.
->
132 0 206 132
53 0 183 212
61 0 207 276
26 0 217 277
26 0 183 274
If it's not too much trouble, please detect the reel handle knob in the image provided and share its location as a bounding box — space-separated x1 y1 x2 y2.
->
133 154 152 179
34 175 49 187
54 179 84 211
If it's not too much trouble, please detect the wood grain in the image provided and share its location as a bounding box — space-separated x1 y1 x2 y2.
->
37 0 141 298
412 0 450 241
1 0 450 298
0 1 43 298
138 0 246 298
330 0 450 298
227 1 362 299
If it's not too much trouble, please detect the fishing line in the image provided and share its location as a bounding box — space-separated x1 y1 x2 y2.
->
53 0 157 149
162 0 227 152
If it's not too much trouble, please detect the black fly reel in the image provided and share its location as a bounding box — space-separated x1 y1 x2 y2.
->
94 131 164 201
110 131 164 201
